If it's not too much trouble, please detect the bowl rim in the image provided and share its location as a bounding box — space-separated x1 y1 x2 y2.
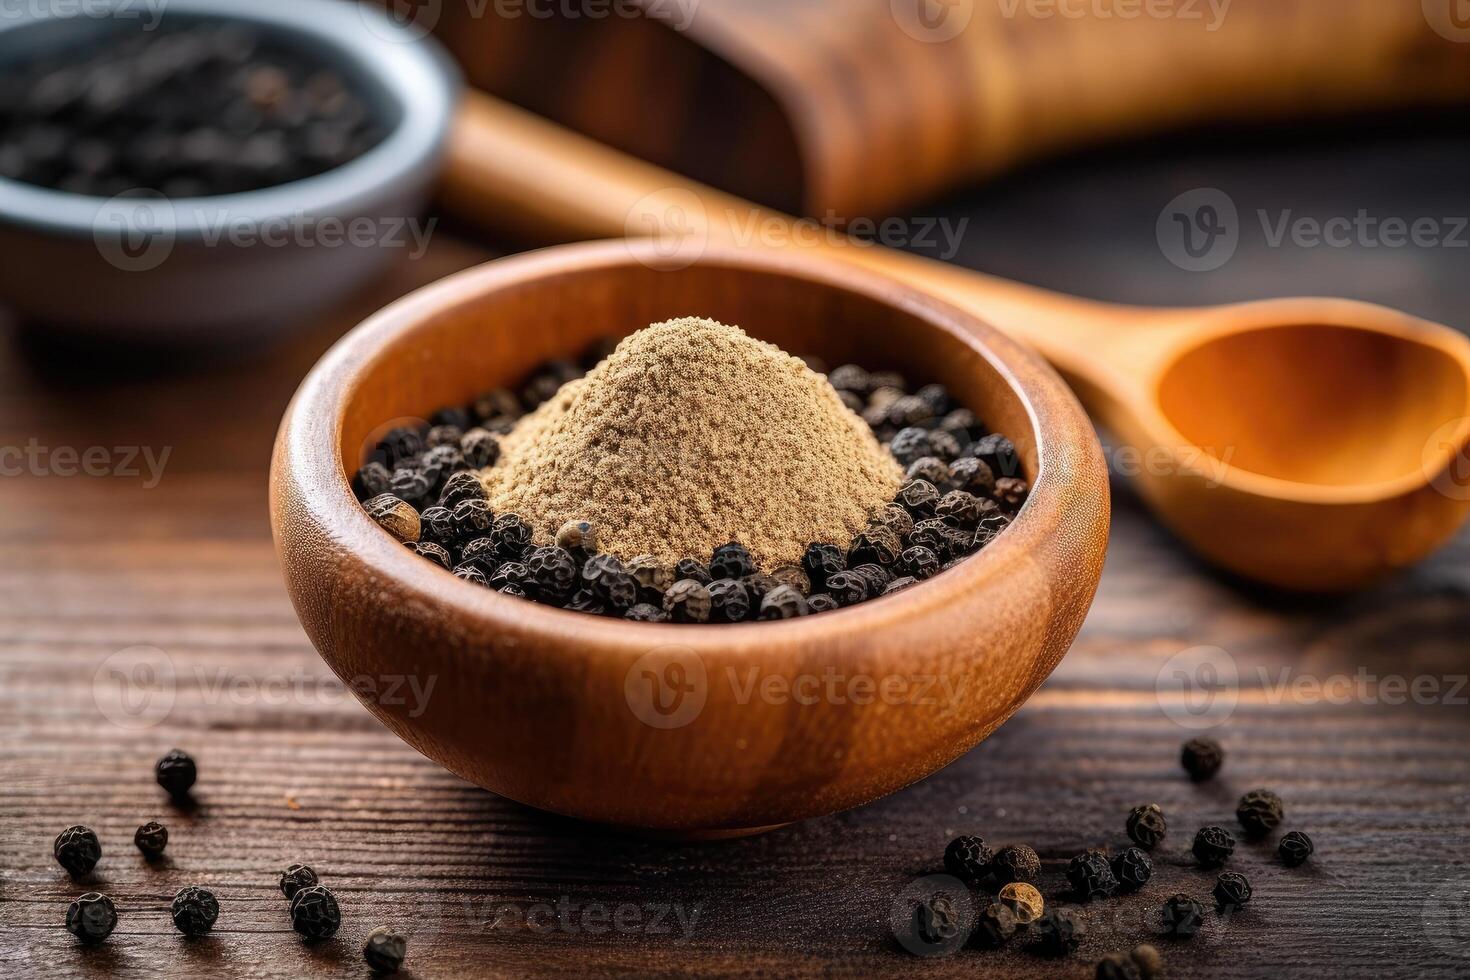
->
274 240 1108 654
0 0 460 236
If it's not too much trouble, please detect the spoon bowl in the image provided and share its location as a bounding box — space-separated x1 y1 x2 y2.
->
269 241 1109 837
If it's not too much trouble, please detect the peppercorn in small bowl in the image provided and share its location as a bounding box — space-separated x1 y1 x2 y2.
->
0 0 458 344
270 242 1110 837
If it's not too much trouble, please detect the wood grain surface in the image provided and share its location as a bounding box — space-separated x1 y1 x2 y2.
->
3 172 1470 976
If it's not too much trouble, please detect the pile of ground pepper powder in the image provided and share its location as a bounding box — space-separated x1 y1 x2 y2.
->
479 317 904 567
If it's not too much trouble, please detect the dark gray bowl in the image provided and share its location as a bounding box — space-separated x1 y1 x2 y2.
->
0 0 459 345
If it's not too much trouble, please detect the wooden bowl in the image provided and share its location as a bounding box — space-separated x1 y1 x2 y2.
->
269 241 1109 837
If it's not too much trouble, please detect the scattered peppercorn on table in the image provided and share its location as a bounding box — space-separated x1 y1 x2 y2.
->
2 214 1469 979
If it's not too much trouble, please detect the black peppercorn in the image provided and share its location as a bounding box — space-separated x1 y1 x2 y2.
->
838 390 865 414
453 565 489 588
707 579 752 623
1067 849 1119 900
418 505 455 547
1131 944 1164 979
915 382 952 415
744 571 781 599
134 821 168 858
1180 737 1224 781
1126 803 1167 850
848 525 902 568
376 427 424 468
672 557 711 584
590 570 638 612
497 582 528 598
556 520 598 555
1212 871 1252 912
908 519 955 559
388 467 432 507
290 884 341 940
935 490 987 529
824 571 869 607
473 387 521 423
438 471 487 510
365 494 420 544
279 863 318 900
948 456 996 497
939 407 979 440
971 433 1019 478
897 545 941 580
171 885 219 936
973 511 1011 549
525 546 578 599
887 395 936 429
625 603 668 623
896 478 941 517
364 925 407 974
993 476 1029 510
1159 894 1205 937
910 892 961 950
906 456 952 488
54 825 102 877
970 902 1018 949
883 576 918 594
943 834 993 884
850 563 892 597
890 428 940 467
827 364 871 394
352 461 392 502
66 892 117 944
1111 846 1153 893
458 539 501 576
1096 953 1142 980
873 502 915 539
1192 826 1236 868
406 540 452 570
156 748 197 798
1235 789 1284 837
1278 830 1314 867
664 579 713 623
459 427 500 468
488 514 533 560
425 424 463 450
770 564 812 596
927 429 963 462
989 844 1041 885
1030 908 1085 957
709 542 756 580
449 498 495 544
627 555 674 602
807 593 839 614
801 542 846 590
431 406 473 431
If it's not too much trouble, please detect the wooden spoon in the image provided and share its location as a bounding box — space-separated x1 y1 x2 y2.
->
439 92 1470 592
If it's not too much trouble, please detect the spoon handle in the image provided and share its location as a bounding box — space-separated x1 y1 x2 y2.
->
442 91 1167 396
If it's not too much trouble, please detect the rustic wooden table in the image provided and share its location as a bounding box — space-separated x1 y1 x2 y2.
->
3 118 1470 978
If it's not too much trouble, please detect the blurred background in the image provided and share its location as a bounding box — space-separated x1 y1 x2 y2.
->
2 1 1469 977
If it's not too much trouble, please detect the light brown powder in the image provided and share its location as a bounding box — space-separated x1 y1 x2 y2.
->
480 317 903 567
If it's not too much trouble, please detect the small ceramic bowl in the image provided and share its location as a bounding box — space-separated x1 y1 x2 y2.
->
270 241 1110 837
0 0 458 344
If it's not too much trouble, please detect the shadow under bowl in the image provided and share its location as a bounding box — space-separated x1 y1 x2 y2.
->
269 241 1110 837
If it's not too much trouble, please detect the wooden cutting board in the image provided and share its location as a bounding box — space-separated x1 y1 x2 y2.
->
425 0 1470 215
